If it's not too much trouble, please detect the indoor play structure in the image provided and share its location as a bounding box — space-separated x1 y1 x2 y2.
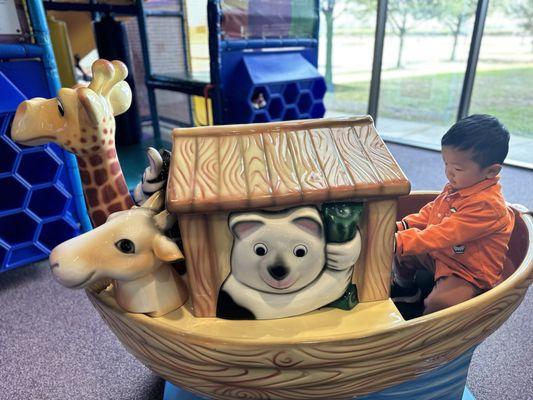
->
0 0 88 271
3 1 532 399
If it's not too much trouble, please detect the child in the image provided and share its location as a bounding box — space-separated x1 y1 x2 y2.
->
392 114 515 315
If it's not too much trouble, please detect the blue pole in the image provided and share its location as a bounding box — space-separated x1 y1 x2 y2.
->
26 0 92 232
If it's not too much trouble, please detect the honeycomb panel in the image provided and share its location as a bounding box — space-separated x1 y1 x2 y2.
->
268 84 284 95
268 96 285 120
283 106 299 121
0 135 19 174
311 78 327 99
310 102 326 118
0 176 29 211
0 211 38 246
17 149 61 185
297 91 313 115
29 185 70 219
7 243 47 268
38 217 79 252
283 83 299 105
299 80 313 90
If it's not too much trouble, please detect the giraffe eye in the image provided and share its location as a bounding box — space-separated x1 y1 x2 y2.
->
57 98 65 117
115 239 135 254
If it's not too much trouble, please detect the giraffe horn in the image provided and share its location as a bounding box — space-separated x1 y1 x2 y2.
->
142 190 165 211
88 59 115 94
102 60 128 97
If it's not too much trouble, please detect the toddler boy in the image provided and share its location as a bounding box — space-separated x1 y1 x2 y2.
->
393 114 515 314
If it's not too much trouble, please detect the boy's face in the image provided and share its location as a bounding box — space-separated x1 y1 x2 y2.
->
442 146 501 191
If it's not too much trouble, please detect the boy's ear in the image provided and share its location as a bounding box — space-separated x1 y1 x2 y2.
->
485 163 502 179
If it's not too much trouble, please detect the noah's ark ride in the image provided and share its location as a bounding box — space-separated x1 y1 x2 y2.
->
10 59 532 400
86 117 532 400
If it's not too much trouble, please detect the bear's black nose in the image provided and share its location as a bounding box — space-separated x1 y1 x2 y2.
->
268 265 289 281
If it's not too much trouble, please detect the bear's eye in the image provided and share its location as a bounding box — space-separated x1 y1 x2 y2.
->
115 239 135 254
293 244 308 257
253 243 268 256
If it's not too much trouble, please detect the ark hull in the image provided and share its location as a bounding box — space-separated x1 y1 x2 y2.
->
86 193 532 400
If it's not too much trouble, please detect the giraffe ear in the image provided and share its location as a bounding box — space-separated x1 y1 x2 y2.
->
108 81 132 116
78 87 105 126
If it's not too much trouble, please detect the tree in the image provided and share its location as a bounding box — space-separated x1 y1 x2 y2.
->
435 0 477 61
320 0 362 90
386 0 439 69
504 0 533 51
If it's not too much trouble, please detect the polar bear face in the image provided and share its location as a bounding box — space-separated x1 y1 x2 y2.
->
229 207 326 294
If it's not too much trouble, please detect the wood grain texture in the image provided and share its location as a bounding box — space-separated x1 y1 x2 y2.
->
167 136 196 209
286 130 329 202
262 131 302 205
219 135 248 209
308 127 354 199
167 117 410 214
359 199 397 302
178 214 219 317
194 136 219 208
240 134 274 208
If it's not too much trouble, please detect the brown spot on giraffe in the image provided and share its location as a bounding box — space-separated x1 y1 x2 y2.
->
94 168 108 185
79 170 91 185
102 184 118 203
106 148 117 159
109 139 114 145
92 145 100 152
81 128 87 133
92 135 97 142
81 148 88 155
110 161 120 175
89 154 103 166
65 140 71 146
103 128 108 134
86 188 99 207
77 157 87 168
81 137 87 143
116 177 129 195
91 210 107 227
107 202 122 214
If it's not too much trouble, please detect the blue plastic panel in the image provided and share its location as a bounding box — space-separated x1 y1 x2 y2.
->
0 59 82 271
222 51 326 124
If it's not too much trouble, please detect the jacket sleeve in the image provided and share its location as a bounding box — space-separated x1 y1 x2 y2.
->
396 201 505 255
397 200 435 232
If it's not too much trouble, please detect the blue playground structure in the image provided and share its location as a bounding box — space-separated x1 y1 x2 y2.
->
0 0 88 271
207 0 326 125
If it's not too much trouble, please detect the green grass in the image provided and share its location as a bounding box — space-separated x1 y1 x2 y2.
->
330 67 533 138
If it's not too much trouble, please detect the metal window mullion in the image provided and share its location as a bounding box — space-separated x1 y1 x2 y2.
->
457 0 489 121
367 0 388 122
135 0 161 138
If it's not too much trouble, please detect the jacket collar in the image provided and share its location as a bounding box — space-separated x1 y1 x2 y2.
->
445 176 500 198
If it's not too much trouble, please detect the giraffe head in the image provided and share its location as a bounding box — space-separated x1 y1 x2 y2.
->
11 59 132 156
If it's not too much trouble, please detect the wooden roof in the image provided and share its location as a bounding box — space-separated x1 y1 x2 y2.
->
166 116 410 214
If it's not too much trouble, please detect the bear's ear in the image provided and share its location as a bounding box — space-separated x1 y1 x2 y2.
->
229 214 264 239
292 217 323 238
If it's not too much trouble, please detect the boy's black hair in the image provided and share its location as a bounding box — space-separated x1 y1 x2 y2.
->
441 114 510 167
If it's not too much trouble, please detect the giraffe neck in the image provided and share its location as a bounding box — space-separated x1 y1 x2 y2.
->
77 146 134 227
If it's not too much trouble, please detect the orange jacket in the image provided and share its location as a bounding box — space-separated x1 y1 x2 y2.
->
395 177 514 290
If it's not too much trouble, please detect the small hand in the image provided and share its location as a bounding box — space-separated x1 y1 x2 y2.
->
326 229 362 271
133 147 164 205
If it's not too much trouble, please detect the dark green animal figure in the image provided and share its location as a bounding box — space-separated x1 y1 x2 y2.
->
321 202 364 310
322 202 363 243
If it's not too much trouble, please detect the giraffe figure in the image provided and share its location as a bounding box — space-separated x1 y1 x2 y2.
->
11 59 134 227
